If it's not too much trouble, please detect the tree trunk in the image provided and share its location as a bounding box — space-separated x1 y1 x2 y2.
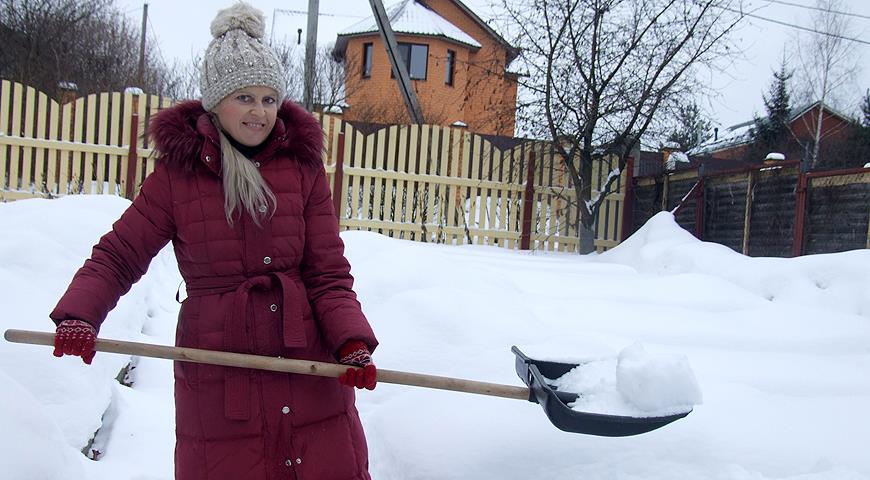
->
578 223 596 254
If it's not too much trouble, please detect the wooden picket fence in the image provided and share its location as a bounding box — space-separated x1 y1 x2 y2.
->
0 80 172 200
1 80 626 252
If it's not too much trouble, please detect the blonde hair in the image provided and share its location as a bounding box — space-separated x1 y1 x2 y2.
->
214 124 276 227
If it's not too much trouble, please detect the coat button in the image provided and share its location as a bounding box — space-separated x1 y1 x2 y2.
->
255 161 261 167
270 304 278 312
285 459 293 467
282 406 290 414
296 458 302 465
263 256 272 264
205 155 211 162
258 204 267 213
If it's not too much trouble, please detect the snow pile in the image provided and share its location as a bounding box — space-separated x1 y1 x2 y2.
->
0 195 181 478
1 196 870 479
0 369 87 479
616 342 702 414
548 343 701 417
665 151 690 171
597 211 870 319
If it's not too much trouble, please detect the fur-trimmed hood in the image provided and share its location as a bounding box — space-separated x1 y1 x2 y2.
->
150 100 323 172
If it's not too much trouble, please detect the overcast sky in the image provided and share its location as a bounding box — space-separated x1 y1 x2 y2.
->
116 0 870 131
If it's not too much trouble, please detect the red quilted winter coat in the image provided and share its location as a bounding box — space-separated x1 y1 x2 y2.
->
51 100 378 479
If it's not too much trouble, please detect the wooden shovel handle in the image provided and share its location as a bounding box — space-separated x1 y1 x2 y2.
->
4 329 530 401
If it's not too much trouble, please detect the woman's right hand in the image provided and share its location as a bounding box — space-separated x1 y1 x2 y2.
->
337 340 377 390
53 319 97 364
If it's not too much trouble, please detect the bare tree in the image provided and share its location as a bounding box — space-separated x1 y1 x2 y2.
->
159 53 202 101
495 0 744 251
0 0 174 98
792 0 860 167
158 40 346 109
312 44 348 111
274 41 349 110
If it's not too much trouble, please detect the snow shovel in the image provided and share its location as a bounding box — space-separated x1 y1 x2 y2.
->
4 329 690 437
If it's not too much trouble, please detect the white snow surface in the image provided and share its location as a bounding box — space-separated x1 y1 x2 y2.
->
665 151 690 171
1 196 870 479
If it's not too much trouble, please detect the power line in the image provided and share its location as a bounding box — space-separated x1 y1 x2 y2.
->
273 9 365 19
761 0 870 21
147 17 169 65
721 5 870 45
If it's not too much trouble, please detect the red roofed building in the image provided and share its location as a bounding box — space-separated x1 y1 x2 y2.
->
690 101 853 166
332 0 519 136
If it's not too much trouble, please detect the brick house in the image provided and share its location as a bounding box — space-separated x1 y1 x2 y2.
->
690 101 853 165
332 0 520 136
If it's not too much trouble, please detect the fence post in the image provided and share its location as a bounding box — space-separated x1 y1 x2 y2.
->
620 156 635 242
866 209 870 250
124 94 140 200
520 151 536 250
333 131 346 221
694 174 705 239
742 169 755 255
661 173 670 211
792 170 808 257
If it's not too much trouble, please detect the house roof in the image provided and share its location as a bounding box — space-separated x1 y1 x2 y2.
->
334 0 481 60
689 100 851 156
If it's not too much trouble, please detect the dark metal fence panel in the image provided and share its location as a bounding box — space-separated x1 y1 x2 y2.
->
704 175 747 252
805 177 870 254
626 162 868 257
631 180 662 233
666 177 699 234
747 168 798 257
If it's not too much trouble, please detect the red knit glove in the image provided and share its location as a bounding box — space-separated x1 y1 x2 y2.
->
337 340 377 390
53 320 97 364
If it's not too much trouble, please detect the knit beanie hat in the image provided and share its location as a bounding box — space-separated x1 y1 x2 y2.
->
200 2 286 111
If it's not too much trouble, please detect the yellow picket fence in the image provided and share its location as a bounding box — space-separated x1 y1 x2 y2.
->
1 80 625 252
318 115 626 251
0 80 172 200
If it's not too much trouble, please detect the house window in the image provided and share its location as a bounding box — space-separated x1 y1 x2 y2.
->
362 43 373 78
393 42 428 80
445 49 455 86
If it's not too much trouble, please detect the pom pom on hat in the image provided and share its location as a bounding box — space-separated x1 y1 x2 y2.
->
210 2 265 39
199 1 286 111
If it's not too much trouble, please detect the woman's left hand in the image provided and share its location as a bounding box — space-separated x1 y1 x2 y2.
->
337 340 377 390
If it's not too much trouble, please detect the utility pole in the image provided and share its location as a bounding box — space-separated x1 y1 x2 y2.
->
302 0 319 112
137 2 149 88
368 0 423 124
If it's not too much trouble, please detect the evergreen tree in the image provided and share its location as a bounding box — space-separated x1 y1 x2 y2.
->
861 89 870 128
747 63 795 162
664 101 713 152
857 89 870 163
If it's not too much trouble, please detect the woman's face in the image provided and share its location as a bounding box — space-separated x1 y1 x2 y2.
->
212 86 279 147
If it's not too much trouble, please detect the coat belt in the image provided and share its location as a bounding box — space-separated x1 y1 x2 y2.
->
185 271 308 420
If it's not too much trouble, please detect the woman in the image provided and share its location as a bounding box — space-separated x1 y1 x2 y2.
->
49 2 378 479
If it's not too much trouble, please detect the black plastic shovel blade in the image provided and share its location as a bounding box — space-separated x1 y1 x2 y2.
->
512 346 691 437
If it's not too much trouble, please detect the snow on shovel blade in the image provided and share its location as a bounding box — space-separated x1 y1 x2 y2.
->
512 346 691 437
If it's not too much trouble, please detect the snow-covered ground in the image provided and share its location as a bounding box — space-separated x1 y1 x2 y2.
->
1 195 869 480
